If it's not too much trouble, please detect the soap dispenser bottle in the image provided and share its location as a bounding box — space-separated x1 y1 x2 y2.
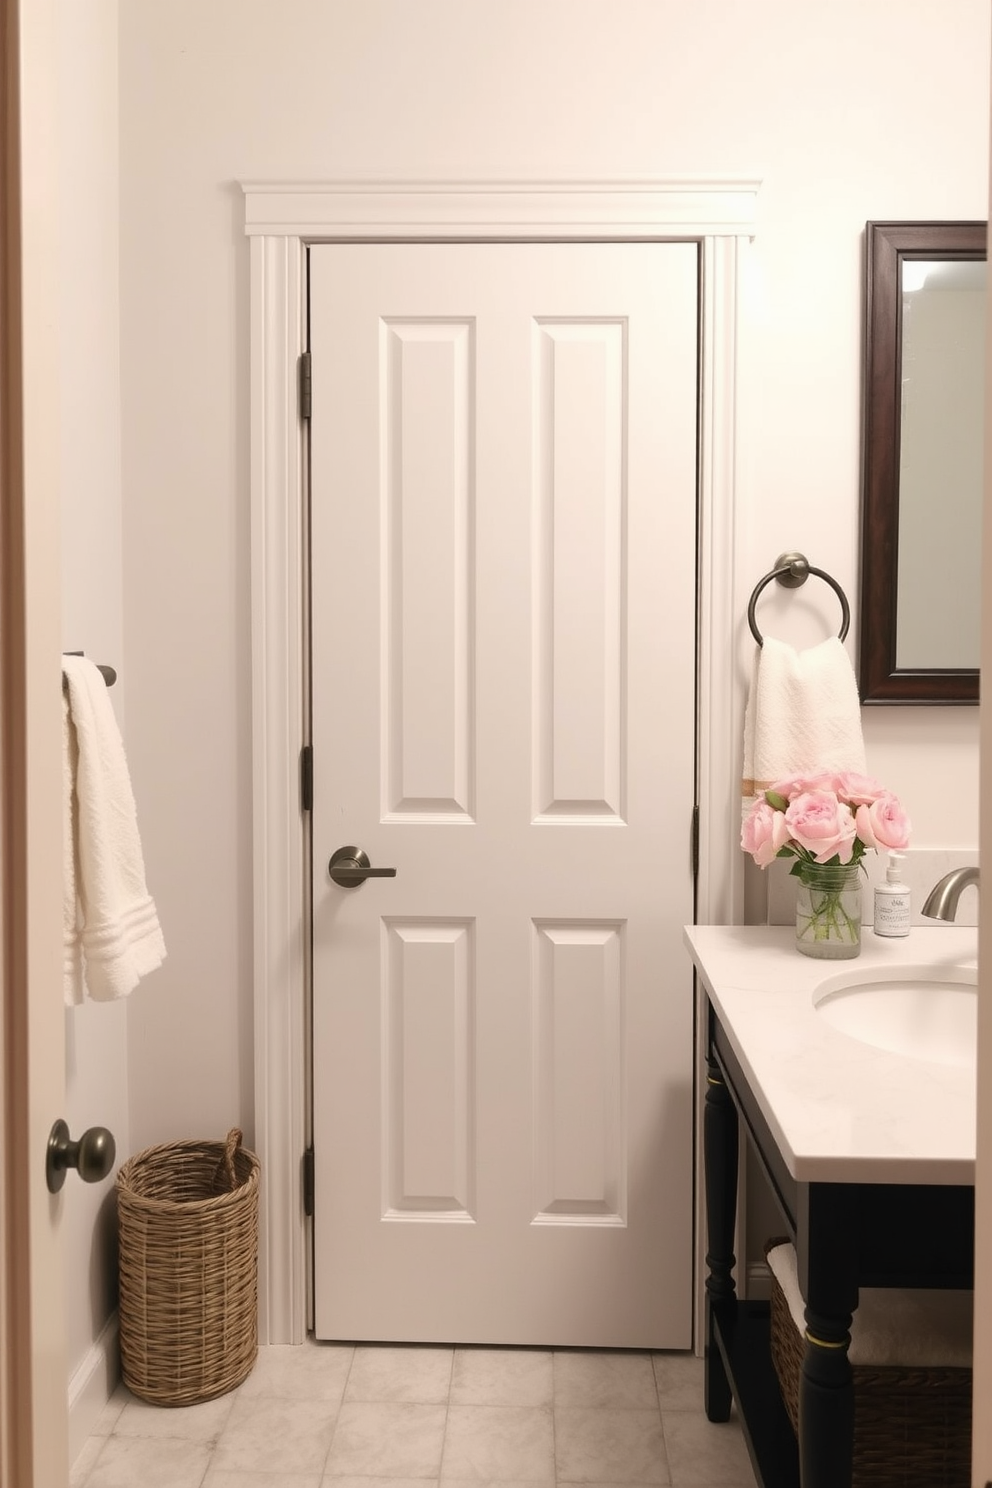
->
874 851 911 937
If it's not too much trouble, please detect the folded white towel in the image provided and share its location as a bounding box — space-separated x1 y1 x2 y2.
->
766 1240 972 1368
62 657 166 1004
742 636 867 815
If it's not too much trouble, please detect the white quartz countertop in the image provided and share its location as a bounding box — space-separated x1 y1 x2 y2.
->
684 924 978 1185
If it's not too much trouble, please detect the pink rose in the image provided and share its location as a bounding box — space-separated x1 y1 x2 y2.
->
783 790 858 864
767 773 832 802
741 800 790 868
855 793 911 851
829 772 886 807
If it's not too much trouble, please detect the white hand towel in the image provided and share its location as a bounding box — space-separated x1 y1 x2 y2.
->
62 656 166 1004
741 636 866 815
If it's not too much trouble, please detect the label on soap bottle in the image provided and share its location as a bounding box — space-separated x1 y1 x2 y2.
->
874 891 910 937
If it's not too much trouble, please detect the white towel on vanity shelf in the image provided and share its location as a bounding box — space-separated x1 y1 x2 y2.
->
741 636 867 816
766 1240 972 1368
62 656 166 1004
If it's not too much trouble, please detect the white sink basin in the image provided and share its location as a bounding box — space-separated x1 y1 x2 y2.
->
813 963 977 1069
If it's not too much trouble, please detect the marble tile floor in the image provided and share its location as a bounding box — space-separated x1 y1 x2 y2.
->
71 1342 759 1488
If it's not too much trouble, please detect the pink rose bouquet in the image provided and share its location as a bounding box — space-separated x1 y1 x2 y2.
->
741 771 911 874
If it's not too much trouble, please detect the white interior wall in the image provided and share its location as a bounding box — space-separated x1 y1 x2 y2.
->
49 0 992 1465
118 0 989 1160
57 0 128 1453
45 0 988 1450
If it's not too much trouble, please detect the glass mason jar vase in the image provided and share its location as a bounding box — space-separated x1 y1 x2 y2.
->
794 860 862 959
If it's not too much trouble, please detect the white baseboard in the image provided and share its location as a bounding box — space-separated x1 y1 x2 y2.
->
745 1261 772 1302
68 1312 120 1470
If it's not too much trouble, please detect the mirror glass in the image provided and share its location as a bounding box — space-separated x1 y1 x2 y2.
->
897 258 985 670
860 222 986 703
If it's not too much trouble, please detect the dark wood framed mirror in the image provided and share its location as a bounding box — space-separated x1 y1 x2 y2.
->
859 220 985 703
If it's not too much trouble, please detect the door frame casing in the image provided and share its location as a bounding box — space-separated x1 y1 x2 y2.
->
243 179 758 1343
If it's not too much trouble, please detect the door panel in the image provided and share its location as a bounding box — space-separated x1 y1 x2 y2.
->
1 3 68 1477
309 243 697 1346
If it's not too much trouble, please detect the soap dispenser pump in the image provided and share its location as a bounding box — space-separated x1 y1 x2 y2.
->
874 851 911 937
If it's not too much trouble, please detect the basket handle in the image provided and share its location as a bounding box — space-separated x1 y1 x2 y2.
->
214 1127 244 1194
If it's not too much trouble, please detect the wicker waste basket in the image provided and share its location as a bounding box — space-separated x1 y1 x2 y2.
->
766 1239 971 1488
117 1128 260 1406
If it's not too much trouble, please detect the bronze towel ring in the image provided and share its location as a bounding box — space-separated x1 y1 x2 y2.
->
747 552 851 647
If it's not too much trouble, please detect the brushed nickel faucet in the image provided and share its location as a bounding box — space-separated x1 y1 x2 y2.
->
921 866 980 922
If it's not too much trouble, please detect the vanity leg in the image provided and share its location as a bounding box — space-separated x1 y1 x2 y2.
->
798 1308 853 1488
797 1185 858 1487
703 1054 738 1423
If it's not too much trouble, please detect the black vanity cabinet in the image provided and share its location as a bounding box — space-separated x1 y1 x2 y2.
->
686 926 976 1488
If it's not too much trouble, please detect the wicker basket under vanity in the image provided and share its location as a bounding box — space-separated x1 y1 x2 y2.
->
766 1240 971 1488
116 1128 260 1406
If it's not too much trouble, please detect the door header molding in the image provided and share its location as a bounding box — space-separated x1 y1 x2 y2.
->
242 177 760 239
245 178 756 1343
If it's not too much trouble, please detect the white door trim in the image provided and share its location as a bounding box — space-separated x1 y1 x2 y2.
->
243 178 757 1343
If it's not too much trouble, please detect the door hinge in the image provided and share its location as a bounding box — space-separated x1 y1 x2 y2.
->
300 744 313 812
300 351 312 420
303 1146 315 1217
691 803 700 877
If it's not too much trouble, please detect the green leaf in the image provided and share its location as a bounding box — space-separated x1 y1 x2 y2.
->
764 790 788 811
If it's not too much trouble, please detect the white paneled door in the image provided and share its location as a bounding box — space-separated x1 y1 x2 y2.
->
309 243 698 1347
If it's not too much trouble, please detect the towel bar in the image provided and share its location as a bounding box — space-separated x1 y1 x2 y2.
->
747 551 850 647
62 652 116 687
